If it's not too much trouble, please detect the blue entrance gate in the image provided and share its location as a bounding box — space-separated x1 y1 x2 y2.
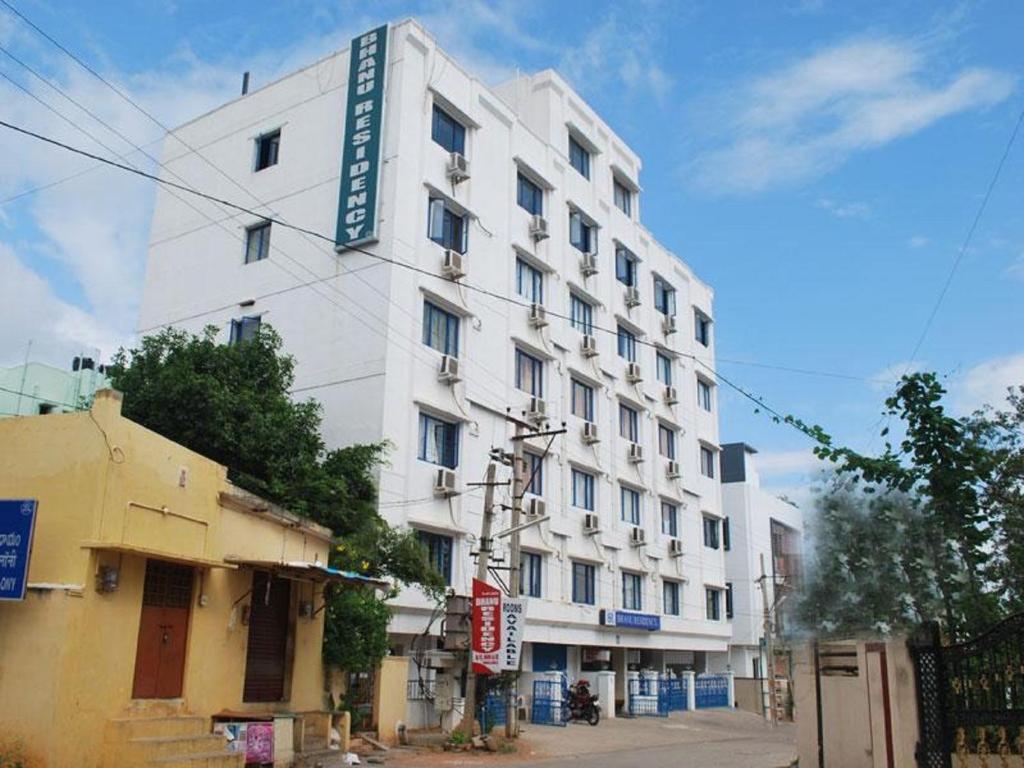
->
667 677 688 711
530 679 567 726
694 674 729 708
477 691 508 733
628 677 669 717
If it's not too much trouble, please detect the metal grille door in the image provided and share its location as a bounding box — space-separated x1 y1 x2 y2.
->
243 571 291 702
695 674 729 708
531 679 567 726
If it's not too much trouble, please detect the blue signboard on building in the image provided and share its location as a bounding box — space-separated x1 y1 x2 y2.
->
0 499 37 601
601 609 661 632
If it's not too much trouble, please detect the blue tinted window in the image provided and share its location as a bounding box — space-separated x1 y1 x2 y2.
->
432 105 465 154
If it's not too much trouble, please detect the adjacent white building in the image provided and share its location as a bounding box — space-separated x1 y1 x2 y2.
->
138 18 732 687
720 443 803 684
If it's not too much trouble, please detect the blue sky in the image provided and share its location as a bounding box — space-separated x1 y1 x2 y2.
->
1 0 1022 498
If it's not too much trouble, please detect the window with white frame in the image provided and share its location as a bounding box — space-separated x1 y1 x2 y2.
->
255 130 280 171
418 412 459 469
656 352 673 385
664 580 681 616
572 468 595 511
703 516 720 549
661 501 678 537
569 210 596 254
570 294 594 335
697 377 713 411
245 221 271 263
524 451 543 496
572 561 596 604
617 324 637 362
700 445 716 478
229 316 261 345
619 402 640 443
517 172 543 216
428 197 467 253
568 134 590 179
521 551 542 598
622 571 643 611
695 309 712 347
654 276 676 316
515 347 544 397
658 423 676 459
571 378 595 421
620 485 641 525
418 530 454 585
613 178 632 216
516 258 543 304
432 104 465 154
422 301 459 357
615 246 637 286
706 587 722 621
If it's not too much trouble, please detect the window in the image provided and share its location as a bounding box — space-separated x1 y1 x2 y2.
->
422 301 460 357
697 378 713 411
700 445 716 478
245 221 271 263
431 105 465 154
572 468 595 510
613 178 632 216
656 353 672 386
658 424 676 459
615 247 637 286
617 325 637 362
703 516 720 549
524 451 544 496
661 501 678 537
38 403 56 415
620 486 641 525
229 315 261 345
725 582 734 619
571 378 595 422
418 412 459 469
521 552 542 598
569 210 596 254
517 172 543 216
654 277 676 317
570 294 594 335
664 580 680 616
418 530 453 585
428 197 467 253
706 587 721 621
619 402 639 443
568 134 590 179
255 130 280 171
695 310 711 347
515 348 544 397
572 561 596 604
516 258 543 304
723 518 731 551
622 571 642 611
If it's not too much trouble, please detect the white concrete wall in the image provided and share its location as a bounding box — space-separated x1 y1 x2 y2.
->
139 19 728 657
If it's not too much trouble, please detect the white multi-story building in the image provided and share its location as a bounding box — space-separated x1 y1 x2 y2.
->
720 443 803 685
139 19 730 687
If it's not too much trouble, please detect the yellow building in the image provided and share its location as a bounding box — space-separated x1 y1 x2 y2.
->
0 390 368 768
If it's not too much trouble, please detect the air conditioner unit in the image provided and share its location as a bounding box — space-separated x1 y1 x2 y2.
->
582 421 600 444
528 397 546 423
628 443 645 464
626 362 643 383
662 315 677 335
581 335 598 358
529 303 548 328
583 513 601 534
528 497 546 518
580 253 598 277
630 526 646 546
433 468 458 498
667 460 681 479
529 215 549 241
624 287 641 308
441 249 465 280
669 538 684 557
664 386 678 405
438 355 460 384
446 152 470 183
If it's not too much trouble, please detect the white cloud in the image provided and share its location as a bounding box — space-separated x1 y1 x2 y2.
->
950 352 1024 414
908 235 930 248
691 37 1015 194
816 197 870 219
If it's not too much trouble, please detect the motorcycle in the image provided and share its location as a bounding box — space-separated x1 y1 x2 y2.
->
566 679 601 725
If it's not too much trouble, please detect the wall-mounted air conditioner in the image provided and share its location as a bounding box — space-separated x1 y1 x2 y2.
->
664 386 678 405
662 315 677 335
628 443 644 463
581 335 598 358
626 362 642 383
529 303 548 328
580 253 598 277
528 397 546 423
446 152 470 183
442 249 465 280
669 538 683 557
667 460 681 479
582 421 600 444
625 287 641 308
528 497 546 518
438 355 460 384
529 215 549 241
434 468 458 498
630 526 646 546
583 513 600 534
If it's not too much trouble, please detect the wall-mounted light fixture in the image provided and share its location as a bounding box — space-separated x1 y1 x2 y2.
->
96 565 120 593
299 600 313 619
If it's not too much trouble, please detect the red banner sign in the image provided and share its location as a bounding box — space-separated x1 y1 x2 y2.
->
472 578 502 675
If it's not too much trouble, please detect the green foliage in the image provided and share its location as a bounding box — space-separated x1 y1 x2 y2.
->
449 729 470 745
108 325 444 668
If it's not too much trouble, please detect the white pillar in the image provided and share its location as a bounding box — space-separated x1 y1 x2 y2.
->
596 670 616 720
726 670 735 708
684 670 696 711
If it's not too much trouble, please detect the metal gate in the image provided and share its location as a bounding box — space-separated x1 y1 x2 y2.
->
694 674 729 708
910 615 1024 768
531 679 567 727
478 692 508 733
667 677 688 711
628 677 669 717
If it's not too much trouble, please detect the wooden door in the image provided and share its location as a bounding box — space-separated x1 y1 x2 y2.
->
243 571 291 702
132 560 194 699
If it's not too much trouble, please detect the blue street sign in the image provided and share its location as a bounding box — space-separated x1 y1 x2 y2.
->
0 499 37 601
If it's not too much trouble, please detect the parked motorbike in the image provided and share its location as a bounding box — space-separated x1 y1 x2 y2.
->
566 679 601 725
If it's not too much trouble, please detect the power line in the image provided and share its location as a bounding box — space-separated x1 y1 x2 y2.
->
0 384 83 410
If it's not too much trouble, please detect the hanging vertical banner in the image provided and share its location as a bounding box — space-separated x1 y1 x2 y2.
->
334 24 389 249
472 578 502 675
0 499 37 601
499 597 526 671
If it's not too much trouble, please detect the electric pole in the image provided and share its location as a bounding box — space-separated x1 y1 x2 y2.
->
460 461 497 736
758 552 778 727
506 421 525 738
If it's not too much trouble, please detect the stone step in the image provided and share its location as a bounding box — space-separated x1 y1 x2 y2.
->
130 734 228 760
148 749 244 768
106 715 207 741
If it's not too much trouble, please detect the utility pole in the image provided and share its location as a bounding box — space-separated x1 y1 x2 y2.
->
460 461 497 736
506 421 524 738
758 553 778 727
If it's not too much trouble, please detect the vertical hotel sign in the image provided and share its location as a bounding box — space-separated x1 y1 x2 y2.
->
335 24 389 249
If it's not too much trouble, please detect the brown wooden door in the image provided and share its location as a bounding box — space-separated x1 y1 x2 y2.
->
243 571 291 702
132 560 194 699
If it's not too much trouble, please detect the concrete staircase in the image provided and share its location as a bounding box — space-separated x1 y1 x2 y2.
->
104 715 244 768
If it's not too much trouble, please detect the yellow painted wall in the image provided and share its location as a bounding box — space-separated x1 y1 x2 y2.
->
372 656 410 746
0 391 333 768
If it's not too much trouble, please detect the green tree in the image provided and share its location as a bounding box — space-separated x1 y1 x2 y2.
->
108 325 445 669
